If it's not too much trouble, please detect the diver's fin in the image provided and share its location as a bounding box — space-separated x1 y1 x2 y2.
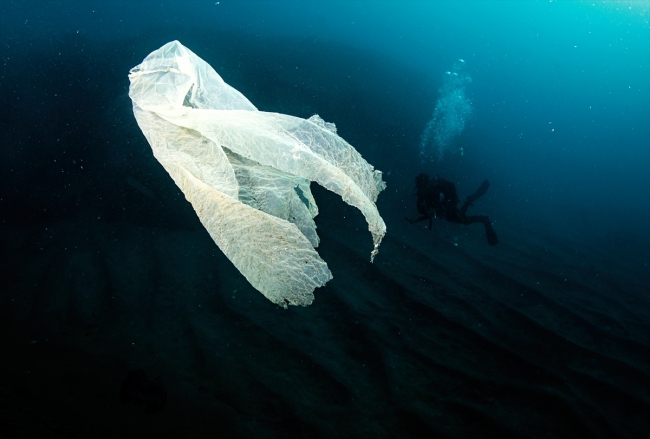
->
461 180 490 214
483 218 498 246
468 180 489 204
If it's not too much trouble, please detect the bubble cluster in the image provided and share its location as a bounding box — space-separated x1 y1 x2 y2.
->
420 59 473 161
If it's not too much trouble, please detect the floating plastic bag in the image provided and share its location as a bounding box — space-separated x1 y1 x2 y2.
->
128 41 386 307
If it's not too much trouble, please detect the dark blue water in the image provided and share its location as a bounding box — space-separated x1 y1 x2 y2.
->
1 1 649 438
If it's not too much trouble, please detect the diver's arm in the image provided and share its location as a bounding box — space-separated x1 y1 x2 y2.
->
407 210 436 230
406 214 431 224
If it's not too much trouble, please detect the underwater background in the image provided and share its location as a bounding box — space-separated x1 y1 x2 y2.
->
1 1 649 437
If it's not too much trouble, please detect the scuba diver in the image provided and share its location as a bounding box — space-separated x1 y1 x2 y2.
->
407 173 498 246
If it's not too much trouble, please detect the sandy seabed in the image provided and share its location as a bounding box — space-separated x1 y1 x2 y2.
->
1 206 649 439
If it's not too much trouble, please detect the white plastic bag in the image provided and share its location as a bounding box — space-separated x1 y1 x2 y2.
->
129 41 386 307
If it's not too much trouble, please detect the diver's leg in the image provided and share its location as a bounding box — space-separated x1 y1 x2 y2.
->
460 180 490 215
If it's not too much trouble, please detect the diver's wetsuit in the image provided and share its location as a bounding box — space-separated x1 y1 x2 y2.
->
408 173 498 246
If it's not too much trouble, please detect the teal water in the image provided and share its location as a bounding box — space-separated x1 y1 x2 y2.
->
1 1 648 437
